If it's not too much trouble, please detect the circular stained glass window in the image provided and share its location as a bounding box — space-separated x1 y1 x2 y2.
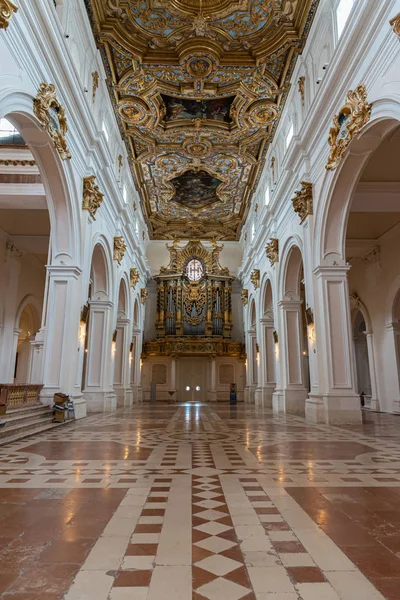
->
186 259 204 281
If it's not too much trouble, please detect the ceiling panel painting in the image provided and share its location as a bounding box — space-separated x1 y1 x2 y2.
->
85 0 320 240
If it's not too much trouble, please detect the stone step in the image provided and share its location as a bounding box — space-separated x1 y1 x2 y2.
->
0 402 74 446
3 403 51 418
0 420 72 447
1 408 53 428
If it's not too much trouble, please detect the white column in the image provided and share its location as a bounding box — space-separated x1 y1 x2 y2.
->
41 265 87 418
260 319 276 408
114 318 132 408
29 329 45 383
279 300 308 415
209 356 217 402
310 266 362 424
365 332 379 411
246 332 258 403
83 299 115 413
0 243 22 383
385 323 400 413
130 330 142 403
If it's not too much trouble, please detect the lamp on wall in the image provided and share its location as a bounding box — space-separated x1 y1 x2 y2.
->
273 330 279 344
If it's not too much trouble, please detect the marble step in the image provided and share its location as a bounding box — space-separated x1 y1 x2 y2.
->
0 403 74 446
0 420 72 447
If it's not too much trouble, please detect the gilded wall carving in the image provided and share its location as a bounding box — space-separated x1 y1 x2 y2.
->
82 175 104 219
84 0 319 239
292 181 313 224
0 0 18 29
326 84 372 171
390 13 400 38
113 236 127 263
33 83 71 160
266 238 279 265
130 268 140 289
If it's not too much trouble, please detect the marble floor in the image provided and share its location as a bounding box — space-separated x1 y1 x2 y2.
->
0 404 400 599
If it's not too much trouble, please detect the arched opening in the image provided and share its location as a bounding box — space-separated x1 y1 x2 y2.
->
0 92 80 409
131 298 142 402
0 118 50 391
260 280 276 408
14 300 41 384
280 245 309 415
352 310 372 408
113 278 133 407
246 299 258 403
82 242 115 412
318 115 400 417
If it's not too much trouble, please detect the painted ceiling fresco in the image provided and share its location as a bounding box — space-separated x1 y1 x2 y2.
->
85 0 319 240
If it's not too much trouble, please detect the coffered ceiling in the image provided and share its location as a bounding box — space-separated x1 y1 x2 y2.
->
85 0 319 240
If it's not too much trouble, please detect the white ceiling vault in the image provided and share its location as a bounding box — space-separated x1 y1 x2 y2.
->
85 0 319 240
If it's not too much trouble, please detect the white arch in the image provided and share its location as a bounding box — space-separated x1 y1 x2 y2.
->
0 80 81 265
89 234 114 301
314 98 400 267
278 235 304 302
15 294 42 331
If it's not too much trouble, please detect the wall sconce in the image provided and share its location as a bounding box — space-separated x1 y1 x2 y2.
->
273 330 279 344
112 329 118 343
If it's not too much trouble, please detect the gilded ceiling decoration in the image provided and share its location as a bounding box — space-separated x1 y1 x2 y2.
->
85 0 319 240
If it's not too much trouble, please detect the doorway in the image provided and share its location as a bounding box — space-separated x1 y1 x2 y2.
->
177 358 208 402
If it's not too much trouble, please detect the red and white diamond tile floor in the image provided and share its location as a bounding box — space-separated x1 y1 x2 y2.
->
0 404 399 598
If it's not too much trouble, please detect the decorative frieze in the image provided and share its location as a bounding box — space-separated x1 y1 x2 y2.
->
292 181 313 224
266 238 279 266
142 338 246 359
113 236 127 264
33 83 71 160
0 0 18 29
82 175 104 219
141 288 148 304
390 13 400 38
130 268 140 289
250 269 260 290
0 159 35 166
326 84 372 171
241 289 249 306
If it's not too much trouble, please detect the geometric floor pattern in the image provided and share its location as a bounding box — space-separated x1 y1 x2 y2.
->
0 403 399 598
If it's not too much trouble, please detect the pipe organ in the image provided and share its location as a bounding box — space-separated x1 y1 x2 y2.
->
141 240 246 403
154 240 234 341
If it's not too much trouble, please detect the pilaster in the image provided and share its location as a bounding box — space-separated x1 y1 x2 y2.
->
307 266 362 424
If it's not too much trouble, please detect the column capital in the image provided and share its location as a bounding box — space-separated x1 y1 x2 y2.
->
313 264 351 278
89 299 113 310
46 265 82 279
117 318 131 327
278 299 303 309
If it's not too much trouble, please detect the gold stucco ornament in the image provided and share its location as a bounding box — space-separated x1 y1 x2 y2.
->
82 176 104 219
266 238 279 266
33 83 71 160
292 181 313 224
141 288 149 304
113 236 127 264
130 268 140 289
241 289 249 306
250 269 260 290
390 13 400 38
0 0 18 29
326 84 372 171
